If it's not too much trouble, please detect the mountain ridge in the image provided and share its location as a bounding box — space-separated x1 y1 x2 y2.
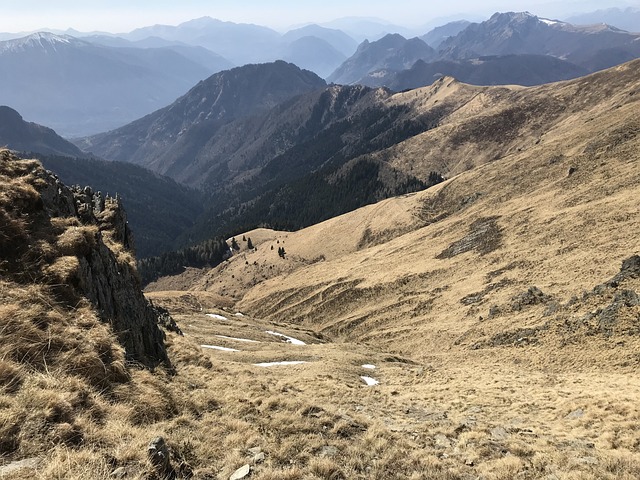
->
0 105 85 157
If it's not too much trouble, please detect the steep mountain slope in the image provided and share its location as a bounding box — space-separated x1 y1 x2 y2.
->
438 12 640 71
179 60 640 339
36 155 204 259
327 34 436 85
0 106 85 157
0 32 220 136
0 150 168 367
79 61 327 178
368 54 588 90
137 60 640 479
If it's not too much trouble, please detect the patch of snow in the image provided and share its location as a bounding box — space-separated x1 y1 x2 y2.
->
215 335 259 343
362 364 376 370
235 312 245 317
201 344 240 352
360 376 380 386
540 18 560 26
0 32 77 54
206 313 228 321
266 330 306 345
254 361 307 367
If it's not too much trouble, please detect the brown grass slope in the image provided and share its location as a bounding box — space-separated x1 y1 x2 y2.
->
189 60 639 350
2 59 639 479
141 60 640 478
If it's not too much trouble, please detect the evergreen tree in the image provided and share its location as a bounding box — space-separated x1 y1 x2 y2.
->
247 237 253 249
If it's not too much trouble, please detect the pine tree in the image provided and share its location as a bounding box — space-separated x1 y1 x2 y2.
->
247 237 253 249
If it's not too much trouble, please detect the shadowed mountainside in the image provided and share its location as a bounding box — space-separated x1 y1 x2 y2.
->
35 155 205 259
363 54 589 89
0 106 85 157
78 61 327 179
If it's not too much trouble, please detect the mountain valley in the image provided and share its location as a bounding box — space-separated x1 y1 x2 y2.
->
0 8 639 480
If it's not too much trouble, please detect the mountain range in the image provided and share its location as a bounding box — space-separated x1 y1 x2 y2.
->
3 11 640 138
1 7 639 479
334 12 640 88
438 12 640 71
73 54 640 259
566 7 640 33
0 32 226 136
5 10 640 260
77 61 435 247
1 52 639 478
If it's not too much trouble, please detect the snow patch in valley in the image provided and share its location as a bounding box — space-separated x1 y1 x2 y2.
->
266 330 306 345
362 364 376 370
360 376 380 386
201 344 240 352
215 335 259 343
206 313 228 321
254 361 307 367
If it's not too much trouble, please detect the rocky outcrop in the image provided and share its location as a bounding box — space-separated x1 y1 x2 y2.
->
1 150 169 367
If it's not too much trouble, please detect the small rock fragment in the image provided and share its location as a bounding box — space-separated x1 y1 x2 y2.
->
147 437 175 478
230 464 251 480
490 427 509 441
110 467 127 478
565 408 585 419
320 445 338 457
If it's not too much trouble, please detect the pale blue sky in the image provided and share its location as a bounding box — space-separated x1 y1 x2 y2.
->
1 0 635 33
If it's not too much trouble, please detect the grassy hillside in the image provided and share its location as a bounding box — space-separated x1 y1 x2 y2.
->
2 60 639 479
143 60 640 479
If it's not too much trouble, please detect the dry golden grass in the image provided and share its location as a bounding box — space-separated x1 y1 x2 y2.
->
3 61 640 478
132 63 640 479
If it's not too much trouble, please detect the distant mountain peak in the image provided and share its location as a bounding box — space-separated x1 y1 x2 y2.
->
0 31 85 53
0 105 23 121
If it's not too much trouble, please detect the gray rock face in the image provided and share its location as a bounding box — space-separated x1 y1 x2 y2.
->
34 160 170 367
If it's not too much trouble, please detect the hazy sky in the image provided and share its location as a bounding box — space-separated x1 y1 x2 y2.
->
1 0 636 33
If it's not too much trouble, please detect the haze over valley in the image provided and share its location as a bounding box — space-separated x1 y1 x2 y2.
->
1 2 639 479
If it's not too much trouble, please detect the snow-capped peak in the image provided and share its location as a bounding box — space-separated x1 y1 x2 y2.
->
0 32 82 54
